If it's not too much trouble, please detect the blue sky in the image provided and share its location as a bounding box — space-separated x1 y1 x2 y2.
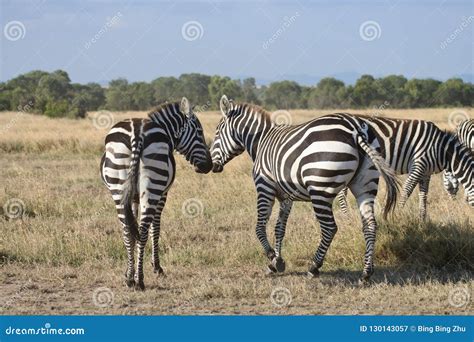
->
1 0 473 85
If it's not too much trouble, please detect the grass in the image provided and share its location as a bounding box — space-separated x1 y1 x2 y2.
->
0 108 472 315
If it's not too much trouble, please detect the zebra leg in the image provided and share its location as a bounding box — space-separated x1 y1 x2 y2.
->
337 188 349 214
356 197 377 282
307 190 338 277
115 203 138 288
400 169 423 207
418 176 430 221
255 192 276 273
122 220 137 288
150 194 167 275
270 199 293 273
134 201 160 291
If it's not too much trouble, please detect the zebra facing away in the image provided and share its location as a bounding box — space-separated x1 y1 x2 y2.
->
443 119 473 199
100 98 212 290
211 95 398 281
337 116 474 220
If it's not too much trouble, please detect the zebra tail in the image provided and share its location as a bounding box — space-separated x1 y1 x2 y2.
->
356 134 399 219
121 137 143 241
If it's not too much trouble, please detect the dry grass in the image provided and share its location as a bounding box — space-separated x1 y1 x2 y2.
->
0 108 472 315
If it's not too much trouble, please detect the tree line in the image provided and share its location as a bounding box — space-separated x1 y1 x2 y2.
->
0 70 472 118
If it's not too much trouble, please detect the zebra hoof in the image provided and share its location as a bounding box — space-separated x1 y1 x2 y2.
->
153 266 164 276
125 279 135 288
134 280 145 291
272 257 286 273
266 264 278 275
307 265 320 278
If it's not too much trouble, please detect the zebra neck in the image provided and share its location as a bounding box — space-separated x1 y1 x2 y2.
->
239 116 273 161
152 115 181 149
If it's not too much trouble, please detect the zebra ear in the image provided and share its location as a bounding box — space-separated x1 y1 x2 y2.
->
180 97 191 116
220 95 231 117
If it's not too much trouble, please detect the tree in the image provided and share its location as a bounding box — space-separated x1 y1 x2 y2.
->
352 75 381 107
307 77 345 109
105 78 134 110
240 78 259 104
434 78 471 106
151 77 180 104
403 78 441 107
375 75 408 108
208 76 243 106
176 73 211 105
130 82 154 110
264 81 302 109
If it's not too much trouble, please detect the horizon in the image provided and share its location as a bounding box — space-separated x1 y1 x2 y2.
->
1 0 473 85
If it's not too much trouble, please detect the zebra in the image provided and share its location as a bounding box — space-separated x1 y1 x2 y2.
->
100 98 212 290
443 119 473 199
336 116 474 220
210 95 398 281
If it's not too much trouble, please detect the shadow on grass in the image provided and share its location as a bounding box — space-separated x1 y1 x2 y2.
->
274 219 473 286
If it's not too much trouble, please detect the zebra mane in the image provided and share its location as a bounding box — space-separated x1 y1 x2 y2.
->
147 102 182 120
229 102 271 119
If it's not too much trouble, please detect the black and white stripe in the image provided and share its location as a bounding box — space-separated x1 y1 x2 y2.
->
338 116 474 219
443 119 473 199
211 95 398 281
100 98 212 290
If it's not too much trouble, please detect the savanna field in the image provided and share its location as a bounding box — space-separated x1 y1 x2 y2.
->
0 108 472 315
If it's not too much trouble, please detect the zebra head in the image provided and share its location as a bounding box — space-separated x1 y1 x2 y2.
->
210 95 246 173
175 97 213 174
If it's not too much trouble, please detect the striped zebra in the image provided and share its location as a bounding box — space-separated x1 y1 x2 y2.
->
100 98 212 290
443 119 473 199
337 116 474 220
211 95 398 281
